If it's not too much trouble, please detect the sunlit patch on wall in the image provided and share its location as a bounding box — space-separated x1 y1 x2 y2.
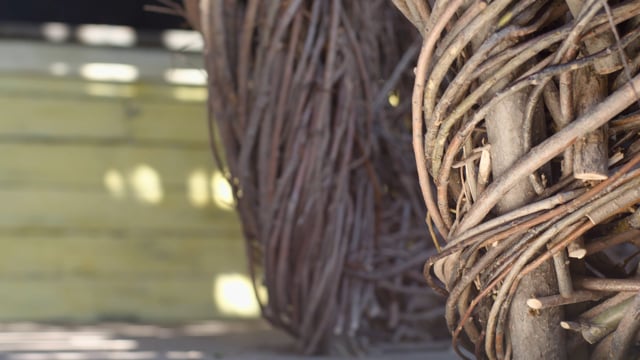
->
85 83 136 98
130 165 164 205
77 25 136 47
41 22 70 43
388 91 400 107
213 274 260 317
211 171 235 210
80 63 139 83
172 86 207 102
104 169 126 200
256 282 268 306
162 30 204 52
164 68 206 86
187 169 209 208
48 62 70 77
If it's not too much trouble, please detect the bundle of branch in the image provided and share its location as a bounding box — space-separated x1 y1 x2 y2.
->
393 0 640 359
181 0 446 355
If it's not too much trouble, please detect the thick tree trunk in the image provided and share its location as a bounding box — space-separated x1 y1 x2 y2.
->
485 92 566 360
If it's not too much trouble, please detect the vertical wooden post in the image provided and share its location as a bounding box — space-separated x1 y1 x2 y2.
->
565 0 615 181
486 91 566 360
572 70 609 181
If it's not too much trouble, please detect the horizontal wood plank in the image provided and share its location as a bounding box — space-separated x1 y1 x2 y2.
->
0 277 246 322
0 190 240 231
0 97 124 139
0 75 207 103
0 41 203 84
0 143 216 188
0 234 246 277
128 101 210 143
0 66 250 322
0 96 209 143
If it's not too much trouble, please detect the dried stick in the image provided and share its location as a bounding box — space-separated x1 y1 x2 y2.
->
553 249 575 296
458 72 640 233
608 291 640 359
585 229 640 255
576 277 640 292
579 292 636 320
565 0 622 74
528 290 605 310
486 175 640 358
568 239 587 259
579 295 634 344
565 0 614 182
411 0 464 235
572 67 609 181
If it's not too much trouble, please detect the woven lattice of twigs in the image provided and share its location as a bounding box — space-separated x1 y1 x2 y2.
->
180 0 449 355
394 0 640 359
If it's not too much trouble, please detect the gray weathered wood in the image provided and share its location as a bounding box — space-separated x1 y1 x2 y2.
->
486 90 566 360
572 68 609 181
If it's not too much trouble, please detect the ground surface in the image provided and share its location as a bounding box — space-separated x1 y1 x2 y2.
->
0 321 457 360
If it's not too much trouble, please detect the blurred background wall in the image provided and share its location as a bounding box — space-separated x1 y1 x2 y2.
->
0 0 258 323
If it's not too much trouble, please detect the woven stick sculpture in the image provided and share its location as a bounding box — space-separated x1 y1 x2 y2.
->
392 0 640 358
178 0 447 355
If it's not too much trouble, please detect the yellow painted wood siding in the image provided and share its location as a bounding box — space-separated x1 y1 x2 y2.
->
0 74 250 322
